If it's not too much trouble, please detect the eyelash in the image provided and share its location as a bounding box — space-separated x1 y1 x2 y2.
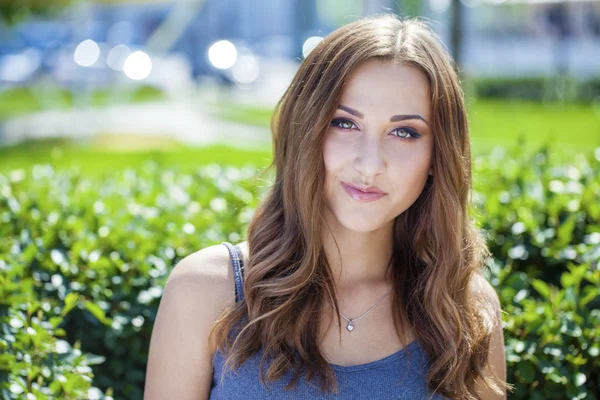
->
330 118 422 140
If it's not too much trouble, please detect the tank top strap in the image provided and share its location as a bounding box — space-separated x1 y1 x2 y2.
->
221 242 245 303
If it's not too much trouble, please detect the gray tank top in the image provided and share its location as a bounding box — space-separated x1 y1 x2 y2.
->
209 242 449 399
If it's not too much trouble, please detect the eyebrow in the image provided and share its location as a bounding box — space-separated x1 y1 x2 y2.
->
337 104 429 126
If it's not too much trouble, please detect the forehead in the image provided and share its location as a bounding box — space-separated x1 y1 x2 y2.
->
339 59 431 120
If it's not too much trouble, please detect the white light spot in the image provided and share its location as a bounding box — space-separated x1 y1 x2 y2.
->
0 48 41 82
88 387 104 400
567 199 580 212
562 247 577 260
123 51 152 80
137 290 152 304
107 44 131 71
10 383 23 394
566 166 581 181
93 201 105 214
51 274 63 288
302 36 323 58
9 169 25 182
511 222 526 235
549 180 564 193
50 249 65 266
132 315 145 328
232 54 260 84
89 250 101 263
430 0 451 13
9 317 24 329
183 223 196 235
210 198 227 212
74 39 100 67
585 232 600 245
208 40 237 70
508 244 528 260
98 226 110 238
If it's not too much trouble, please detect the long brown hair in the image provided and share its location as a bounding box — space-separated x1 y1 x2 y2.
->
209 13 510 399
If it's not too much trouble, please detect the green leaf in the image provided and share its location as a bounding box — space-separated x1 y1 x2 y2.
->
84 354 106 366
531 279 552 300
61 292 79 316
561 264 588 288
556 214 577 248
579 286 599 308
83 301 112 326
517 362 536 383
49 316 63 329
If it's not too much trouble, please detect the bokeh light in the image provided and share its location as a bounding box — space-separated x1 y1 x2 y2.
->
232 54 260 84
107 44 132 71
429 0 451 13
123 51 152 80
73 39 100 67
302 36 323 59
208 40 237 70
0 48 41 82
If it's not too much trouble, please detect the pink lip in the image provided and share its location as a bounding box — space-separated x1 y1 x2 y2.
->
341 182 387 202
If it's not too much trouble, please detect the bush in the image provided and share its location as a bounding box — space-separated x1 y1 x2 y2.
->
1 145 599 399
473 144 600 399
0 163 267 399
0 249 108 400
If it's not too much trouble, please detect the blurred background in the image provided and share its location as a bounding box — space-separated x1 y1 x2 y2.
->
0 0 598 170
1 1 600 400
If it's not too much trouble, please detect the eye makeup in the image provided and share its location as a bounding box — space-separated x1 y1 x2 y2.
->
330 118 422 140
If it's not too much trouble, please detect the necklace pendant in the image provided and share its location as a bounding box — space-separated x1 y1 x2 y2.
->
346 320 354 332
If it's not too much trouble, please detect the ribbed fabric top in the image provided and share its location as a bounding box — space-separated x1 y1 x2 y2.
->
209 242 448 399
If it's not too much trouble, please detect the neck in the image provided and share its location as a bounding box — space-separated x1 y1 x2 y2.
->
321 215 395 290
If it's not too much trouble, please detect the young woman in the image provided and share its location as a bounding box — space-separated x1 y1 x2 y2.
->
145 14 511 400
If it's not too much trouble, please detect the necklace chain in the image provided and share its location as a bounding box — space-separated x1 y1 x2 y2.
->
332 289 392 332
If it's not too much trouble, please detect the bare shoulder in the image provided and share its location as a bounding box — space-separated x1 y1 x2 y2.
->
144 241 247 400
168 243 235 293
162 241 250 342
170 240 249 284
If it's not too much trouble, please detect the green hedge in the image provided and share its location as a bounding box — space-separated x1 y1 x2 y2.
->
468 76 600 103
1 146 599 399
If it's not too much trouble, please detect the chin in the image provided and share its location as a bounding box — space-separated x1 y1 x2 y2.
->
333 209 388 233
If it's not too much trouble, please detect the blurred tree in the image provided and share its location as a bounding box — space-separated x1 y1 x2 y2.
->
316 0 362 28
391 0 463 73
450 0 463 72
391 0 422 20
0 0 74 25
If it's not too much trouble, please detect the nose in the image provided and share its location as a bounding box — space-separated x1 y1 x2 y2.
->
353 136 385 178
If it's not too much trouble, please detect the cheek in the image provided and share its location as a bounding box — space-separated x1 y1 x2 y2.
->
385 143 432 183
323 133 352 175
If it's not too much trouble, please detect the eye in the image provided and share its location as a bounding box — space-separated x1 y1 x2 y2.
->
330 118 357 130
390 127 421 139
330 118 422 140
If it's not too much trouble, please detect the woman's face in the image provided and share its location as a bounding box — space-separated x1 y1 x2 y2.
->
322 59 434 233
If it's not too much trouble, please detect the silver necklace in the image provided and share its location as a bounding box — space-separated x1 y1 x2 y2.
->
332 289 392 332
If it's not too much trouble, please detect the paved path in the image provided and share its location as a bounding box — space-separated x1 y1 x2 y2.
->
0 98 273 150
0 61 299 150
